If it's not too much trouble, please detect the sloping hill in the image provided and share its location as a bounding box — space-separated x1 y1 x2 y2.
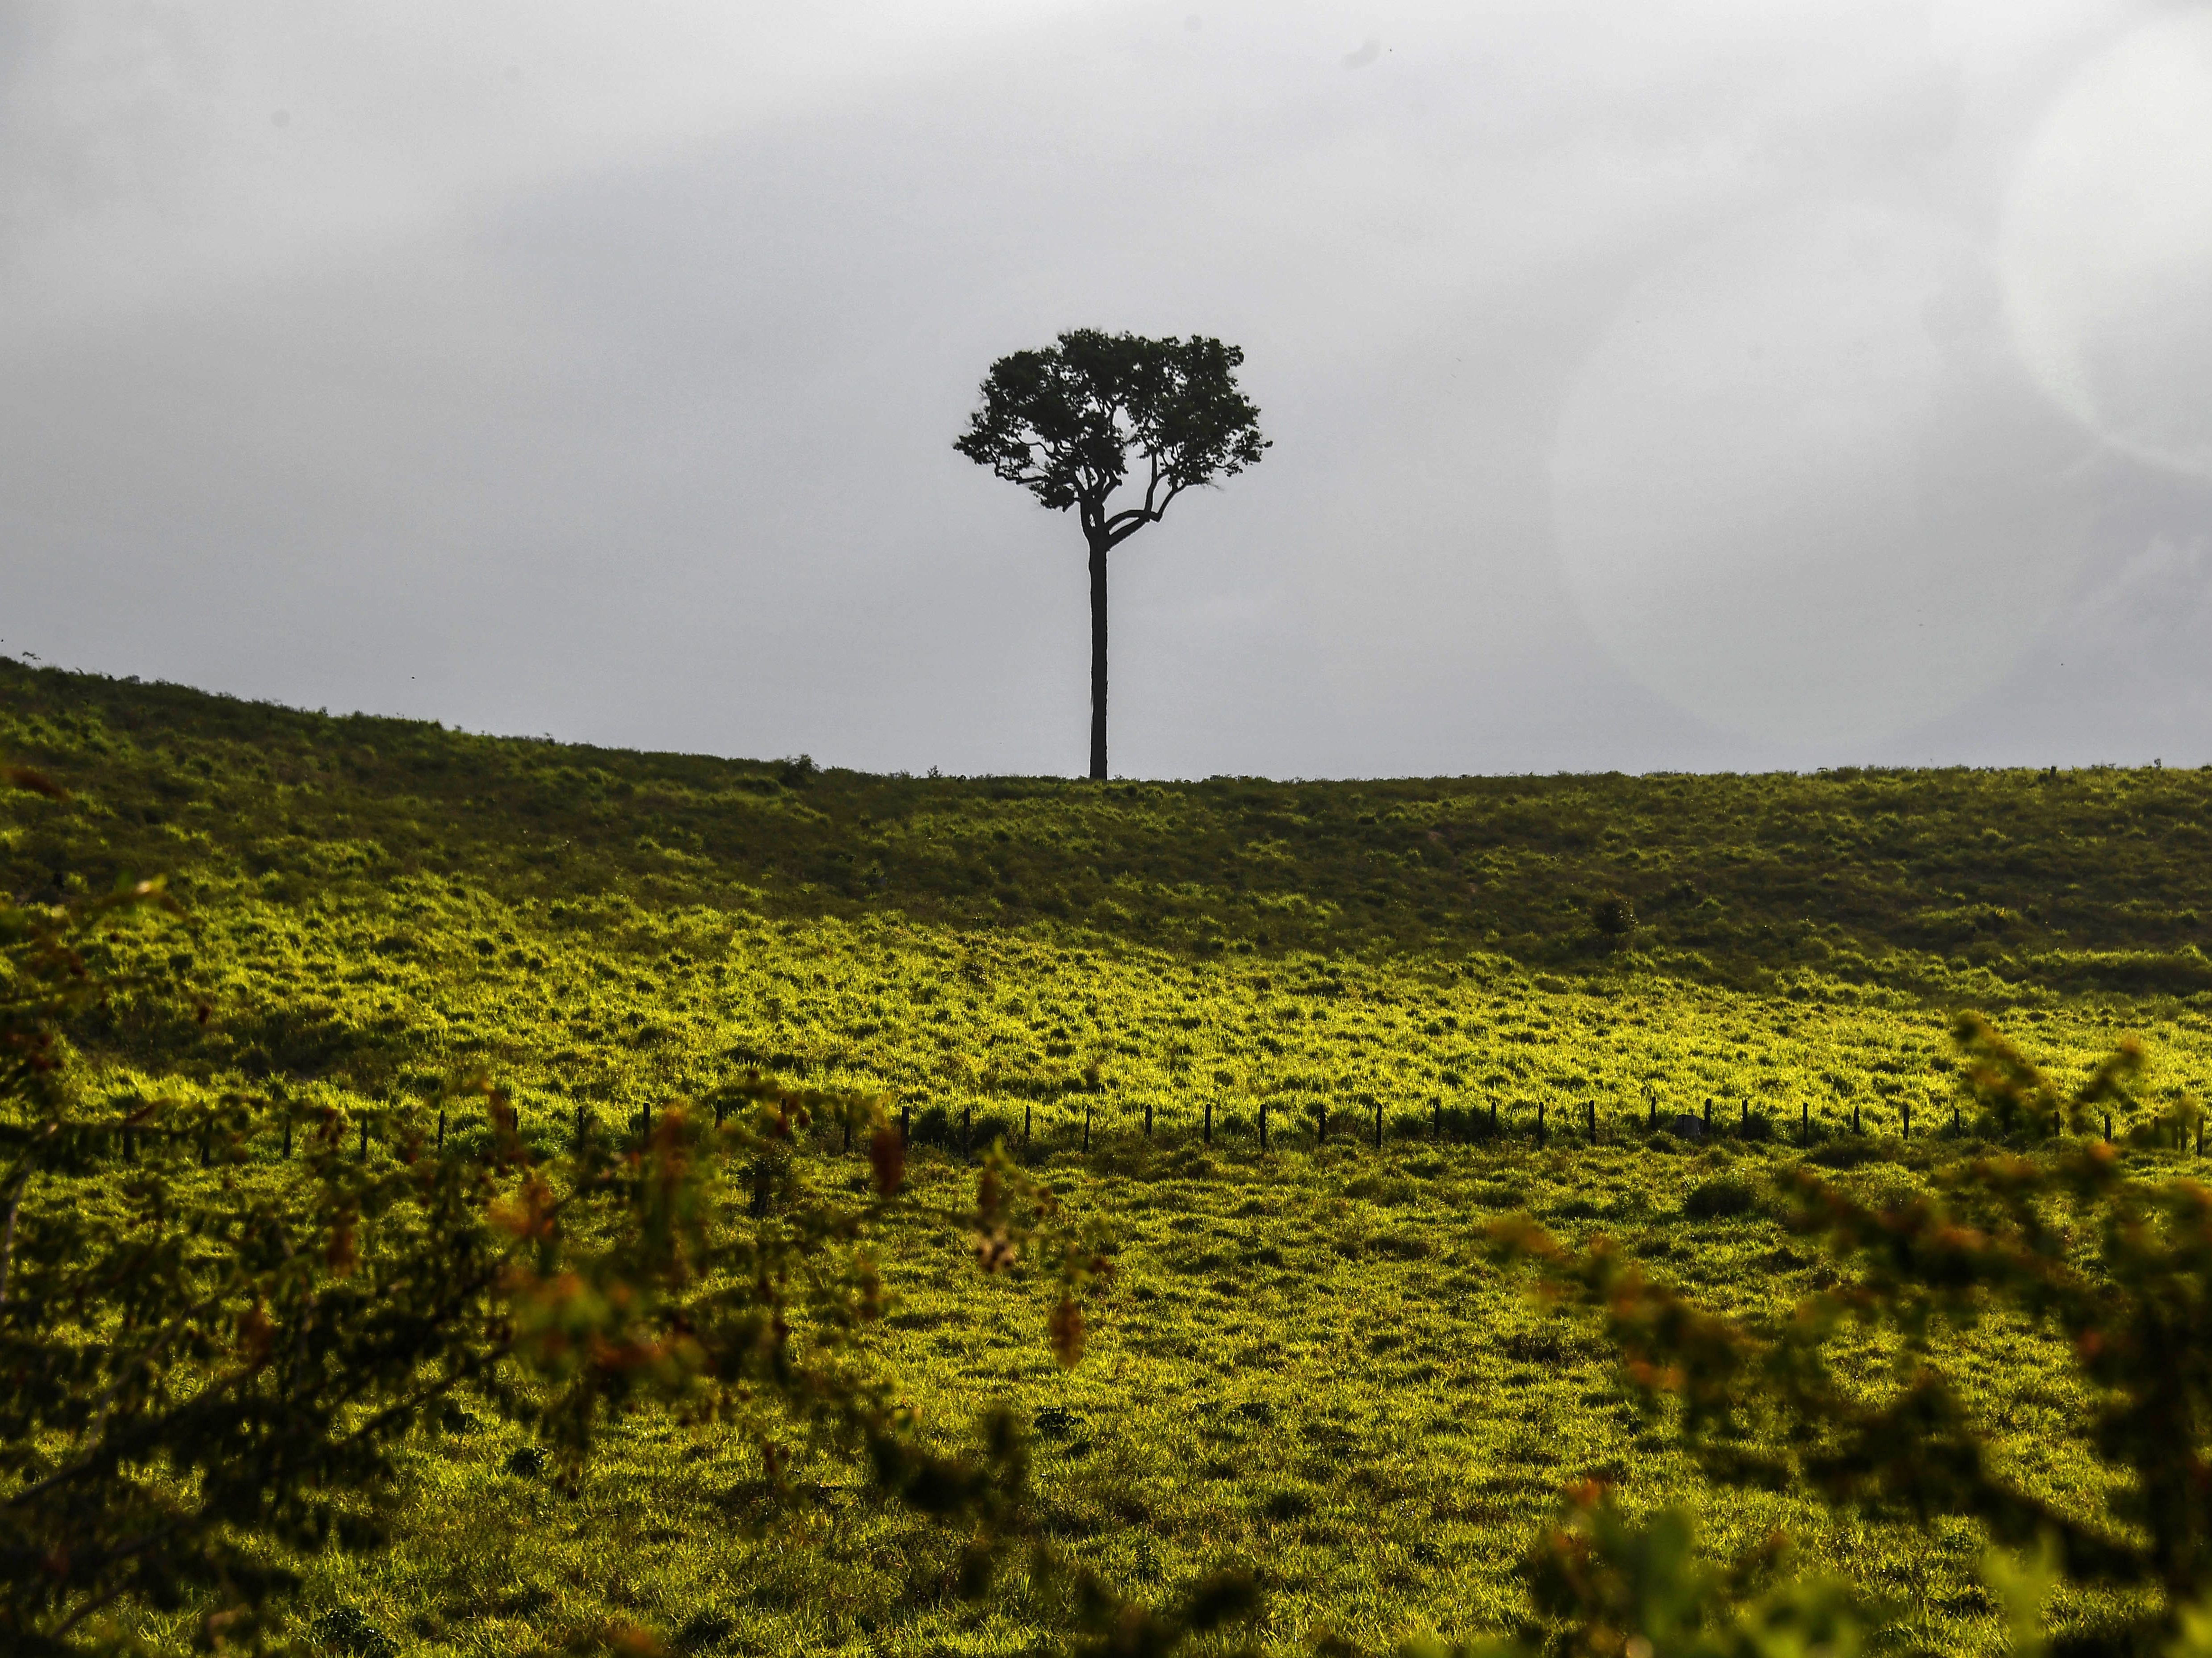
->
8 657 2209 1657
4 657 2207 998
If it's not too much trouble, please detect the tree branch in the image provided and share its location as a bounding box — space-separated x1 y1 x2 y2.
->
50 1524 184 1638
1099 453 1198 545
1104 480 1186 547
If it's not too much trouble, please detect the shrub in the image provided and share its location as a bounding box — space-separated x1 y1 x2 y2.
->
674 1610 738 1653
1681 1177 1759 1220
1487 1015 2212 1655
1256 1483 1317 1523
309 1605 398 1658
1806 1136 1894 1170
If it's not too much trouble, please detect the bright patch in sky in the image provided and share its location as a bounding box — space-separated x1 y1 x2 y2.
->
2000 9 2212 481
1552 203 2097 745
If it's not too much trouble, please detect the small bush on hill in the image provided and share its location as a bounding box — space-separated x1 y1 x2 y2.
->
1681 1177 1760 1220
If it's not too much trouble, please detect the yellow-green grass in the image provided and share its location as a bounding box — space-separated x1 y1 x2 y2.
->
14 654 2212 1001
81 879 2212 1154
88 1122 2170 1656
12 659 2212 1652
63 890 2207 1655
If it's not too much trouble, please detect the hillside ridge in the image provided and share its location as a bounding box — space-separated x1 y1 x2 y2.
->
4 656 2208 997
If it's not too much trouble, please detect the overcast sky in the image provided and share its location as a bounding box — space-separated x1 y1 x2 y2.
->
6 1 2212 778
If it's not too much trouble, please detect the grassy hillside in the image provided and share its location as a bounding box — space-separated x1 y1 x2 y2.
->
6 656 2211 1656
7 657 2212 1001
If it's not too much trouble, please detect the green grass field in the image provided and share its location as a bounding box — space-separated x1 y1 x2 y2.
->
6 657 2210 1654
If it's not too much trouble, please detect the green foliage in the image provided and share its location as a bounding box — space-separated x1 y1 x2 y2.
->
1413 1483 1871 1658
1591 896 1637 943
306 1605 397 1658
17 662 2212 1651
10 656 2212 995
0 872 1113 1652
1681 1178 1759 1221
953 330 1267 530
1494 1019 2212 1654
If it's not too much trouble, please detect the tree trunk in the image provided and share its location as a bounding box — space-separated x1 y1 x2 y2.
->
1088 536 1108 780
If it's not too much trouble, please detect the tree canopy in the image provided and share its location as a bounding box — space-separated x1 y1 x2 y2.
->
953 329 1267 552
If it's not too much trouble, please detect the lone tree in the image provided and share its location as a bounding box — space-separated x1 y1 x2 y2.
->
955 329 1267 780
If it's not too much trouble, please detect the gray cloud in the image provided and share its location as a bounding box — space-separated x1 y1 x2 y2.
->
5 0 2209 775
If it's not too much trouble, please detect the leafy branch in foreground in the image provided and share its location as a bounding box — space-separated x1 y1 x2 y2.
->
0 874 1140 1654
1410 1481 1871 1658
1486 1013 2212 1655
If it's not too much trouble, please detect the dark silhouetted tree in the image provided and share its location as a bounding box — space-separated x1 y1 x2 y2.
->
954 330 1267 780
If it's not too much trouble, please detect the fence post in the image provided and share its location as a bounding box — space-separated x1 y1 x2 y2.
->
1144 1100 1153 1138
1647 1092 1657 1131
1374 1100 1383 1149
1902 1101 1910 1139
900 1104 911 1147
962 1104 972 1157
1801 1101 1809 1145
1588 1099 1597 1143
1025 1102 1033 1147
1259 1099 1269 1152
2104 1111 2111 1143
1852 1102 1860 1135
1203 1098 1212 1145
437 1109 446 1153
1318 1104 1328 1146
1537 1101 1546 1146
